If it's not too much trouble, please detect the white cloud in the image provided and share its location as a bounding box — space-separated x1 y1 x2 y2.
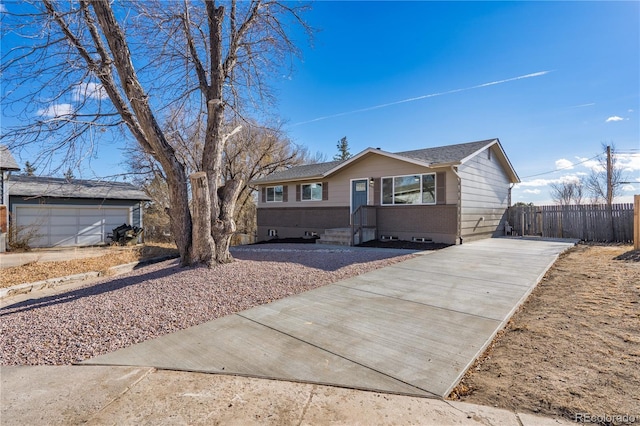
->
555 158 574 170
605 116 624 122
576 156 604 173
628 109 634 113
73 82 108 101
617 153 640 172
523 189 541 195
516 178 557 187
516 174 584 188
37 103 74 118
559 174 583 184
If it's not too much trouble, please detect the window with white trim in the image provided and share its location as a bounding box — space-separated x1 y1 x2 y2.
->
266 185 283 202
301 182 322 201
381 174 436 205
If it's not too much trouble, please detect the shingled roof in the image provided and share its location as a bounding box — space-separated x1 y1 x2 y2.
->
253 160 345 183
394 139 496 164
252 138 519 184
0 145 20 172
8 175 150 201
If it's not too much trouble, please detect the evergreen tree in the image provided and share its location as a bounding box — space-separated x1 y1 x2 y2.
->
64 168 75 181
333 136 352 161
23 161 36 176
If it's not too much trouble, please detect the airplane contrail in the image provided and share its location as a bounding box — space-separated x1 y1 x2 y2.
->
291 70 552 126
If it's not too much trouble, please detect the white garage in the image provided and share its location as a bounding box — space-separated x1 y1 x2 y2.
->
9 175 149 249
13 204 132 247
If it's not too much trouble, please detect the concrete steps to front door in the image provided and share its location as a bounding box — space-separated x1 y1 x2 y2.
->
317 228 352 246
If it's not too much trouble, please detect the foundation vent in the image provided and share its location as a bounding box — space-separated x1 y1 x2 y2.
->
412 237 433 243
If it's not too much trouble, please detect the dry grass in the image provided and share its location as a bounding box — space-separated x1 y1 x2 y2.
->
452 244 640 421
0 244 178 289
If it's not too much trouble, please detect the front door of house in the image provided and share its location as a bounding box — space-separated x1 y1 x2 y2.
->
351 179 369 214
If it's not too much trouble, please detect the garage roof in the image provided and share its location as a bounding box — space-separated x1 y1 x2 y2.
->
1 145 20 171
8 175 151 201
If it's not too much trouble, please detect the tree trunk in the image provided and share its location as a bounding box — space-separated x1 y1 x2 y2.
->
211 178 243 264
166 172 194 267
91 1 195 266
190 172 215 266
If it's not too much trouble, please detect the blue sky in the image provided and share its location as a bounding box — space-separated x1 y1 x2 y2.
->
2 1 639 204
275 1 640 204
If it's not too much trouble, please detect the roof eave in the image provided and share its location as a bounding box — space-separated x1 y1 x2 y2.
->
458 139 499 164
250 174 325 185
322 148 432 178
458 138 520 184
9 192 151 201
492 141 521 184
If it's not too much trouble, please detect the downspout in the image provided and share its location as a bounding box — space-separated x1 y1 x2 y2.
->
451 166 462 245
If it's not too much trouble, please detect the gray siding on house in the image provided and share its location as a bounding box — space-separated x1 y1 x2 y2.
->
458 147 510 241
132 202 142 228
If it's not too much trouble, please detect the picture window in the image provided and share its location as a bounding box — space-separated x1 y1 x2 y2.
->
381 174 436 205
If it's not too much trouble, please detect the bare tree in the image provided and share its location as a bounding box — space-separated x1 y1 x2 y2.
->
126 118 311 240
1 1 311 266
585 144 627 204
549 179 584 205
224 122 310 233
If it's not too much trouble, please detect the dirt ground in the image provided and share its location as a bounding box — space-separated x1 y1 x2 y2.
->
450 243 640 423
0 244 178 289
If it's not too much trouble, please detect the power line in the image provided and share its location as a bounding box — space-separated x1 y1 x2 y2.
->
520 154 600 179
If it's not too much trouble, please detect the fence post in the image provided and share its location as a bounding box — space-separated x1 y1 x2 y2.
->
630 199 636 247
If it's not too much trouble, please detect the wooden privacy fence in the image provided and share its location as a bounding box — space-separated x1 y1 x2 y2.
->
508 203 636 243
635 195 639 250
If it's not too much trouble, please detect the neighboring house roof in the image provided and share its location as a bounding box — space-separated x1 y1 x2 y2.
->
8 175 151 201
252 138 520 184
0 145 20 172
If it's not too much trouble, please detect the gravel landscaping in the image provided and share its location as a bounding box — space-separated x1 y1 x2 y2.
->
0 245 417 366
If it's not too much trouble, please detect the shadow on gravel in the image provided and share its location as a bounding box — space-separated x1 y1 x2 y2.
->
0 259 181 316
614 249 640 262
253 237 451 251
231 240 436 272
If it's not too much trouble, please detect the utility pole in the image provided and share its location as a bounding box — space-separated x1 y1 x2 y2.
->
606 145 614 240
606 145 613 207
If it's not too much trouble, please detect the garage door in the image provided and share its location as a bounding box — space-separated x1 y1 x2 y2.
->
14 205 131 248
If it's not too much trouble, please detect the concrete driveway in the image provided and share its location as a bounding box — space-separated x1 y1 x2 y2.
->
84 237 576 398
